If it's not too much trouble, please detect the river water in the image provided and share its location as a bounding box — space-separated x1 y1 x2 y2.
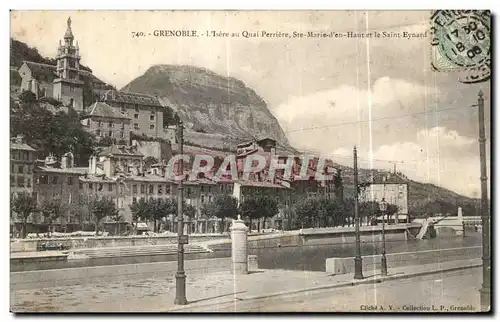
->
11 232 481 273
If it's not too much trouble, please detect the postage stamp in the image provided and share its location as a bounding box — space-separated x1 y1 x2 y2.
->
430 10 491 83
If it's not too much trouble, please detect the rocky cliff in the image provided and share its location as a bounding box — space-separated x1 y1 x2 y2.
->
121 64 292 150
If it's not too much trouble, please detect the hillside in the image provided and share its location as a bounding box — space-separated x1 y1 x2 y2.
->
10 38 92 72
339 165 479 216
121 64 292 150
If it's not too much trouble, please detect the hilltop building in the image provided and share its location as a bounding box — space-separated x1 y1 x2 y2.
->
18 17 110 111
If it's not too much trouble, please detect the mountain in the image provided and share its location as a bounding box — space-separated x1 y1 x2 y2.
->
121 64 292 151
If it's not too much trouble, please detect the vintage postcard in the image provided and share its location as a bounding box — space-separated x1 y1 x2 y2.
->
9 10 491 313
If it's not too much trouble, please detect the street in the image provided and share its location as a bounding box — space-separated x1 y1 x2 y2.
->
176 267 482 312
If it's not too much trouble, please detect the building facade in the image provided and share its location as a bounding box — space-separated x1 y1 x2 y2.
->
102 90 164 138
359 182 409 215
10 135 37 196
81 102 132 143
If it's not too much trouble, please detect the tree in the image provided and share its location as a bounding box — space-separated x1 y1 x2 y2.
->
39 198 67 237
359 201 380 226
110 212 124 236
294 198 317 229
88 197 118 234
149 198 175 233
11 192 38 238
240 194 279 232
129 197 153 234
10 96 97 165
205 195 239 233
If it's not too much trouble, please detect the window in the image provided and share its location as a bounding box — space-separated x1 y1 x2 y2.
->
150 124 155 130
98 183 103 191
108 121 113 128
70 85 75 92
67 177 73 185
134 113 139 119
121 123 125 129
200 186 205 193
108 131 112 137
208 186 212 193
26 179 31 188
17 176 25 187
132 197 137 204
79 182 83 189
96 130 101 136
70 99 74 107
98 121 102 127
18 165 24 174
158 185 163 194
89 183 93 189
11 163 15 173
132 184 137 194
208 195 213 202
27 165 32 174
135 104 139 111
187 187 192 196
120 131 124 138
166 185 171 195
150 114 155 121
140 184 145 194
201 195 205 203
108 183 113 192
52 176 58 184
149 184 154 194
134 123 139 129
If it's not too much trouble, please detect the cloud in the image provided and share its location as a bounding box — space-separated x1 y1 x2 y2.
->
331 127 486 198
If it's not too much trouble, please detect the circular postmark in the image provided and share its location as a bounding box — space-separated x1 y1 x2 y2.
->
433 13 490 69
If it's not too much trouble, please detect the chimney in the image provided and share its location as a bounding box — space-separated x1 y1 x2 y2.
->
16 134 24 144
91 156 97 174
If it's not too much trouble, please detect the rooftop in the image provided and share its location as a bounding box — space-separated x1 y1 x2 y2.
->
10 142 36 151
99 145 144 157
36 166 87 175
86 102 130 120
22 61 57 81
103 90 163 107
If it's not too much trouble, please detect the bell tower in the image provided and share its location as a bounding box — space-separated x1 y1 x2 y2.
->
53 17 84 111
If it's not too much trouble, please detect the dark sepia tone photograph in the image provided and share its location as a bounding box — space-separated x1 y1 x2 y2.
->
8 9 491 313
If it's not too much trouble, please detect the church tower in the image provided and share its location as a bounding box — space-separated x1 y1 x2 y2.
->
53 17 84 111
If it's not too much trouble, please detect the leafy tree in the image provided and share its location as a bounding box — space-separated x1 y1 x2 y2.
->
149 198 174 233
240 194 279 232
11 192 38 238
294 198 318 229
129 197 153 234
10 95 97 165
39 198 67 236
359 201 380 226
88 197 118 234
204 195 239 233
111 212 124 236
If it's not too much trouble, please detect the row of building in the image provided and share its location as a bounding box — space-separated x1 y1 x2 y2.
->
11 17 409 234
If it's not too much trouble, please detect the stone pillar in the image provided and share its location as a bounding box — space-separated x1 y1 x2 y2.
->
230 215 249 275
456 207 464 236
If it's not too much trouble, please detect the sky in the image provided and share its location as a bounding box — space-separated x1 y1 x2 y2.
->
10 10 491 198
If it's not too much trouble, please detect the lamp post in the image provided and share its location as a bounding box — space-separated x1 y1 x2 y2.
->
353 146 363 279
174 120 188 305
475 90 490 311
379 197 388 276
